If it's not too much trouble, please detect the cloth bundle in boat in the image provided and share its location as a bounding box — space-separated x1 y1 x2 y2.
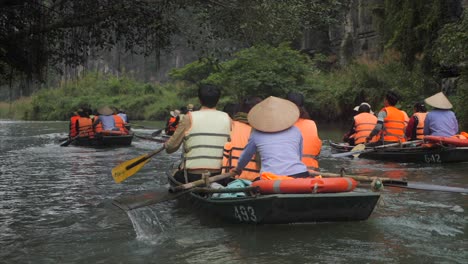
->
212 179 252 198
252 177 357 194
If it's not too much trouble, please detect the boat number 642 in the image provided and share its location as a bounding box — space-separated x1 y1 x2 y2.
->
234 206 257 222
424 154 441 163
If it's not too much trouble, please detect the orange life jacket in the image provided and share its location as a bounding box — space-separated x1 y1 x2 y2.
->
77 117 95 138
222 120 259 180
381 106 407 142
113 115 128 134
166 116 178 134
353 112 378 144
69 115 80 137
294 118 321 172
413 112 427 139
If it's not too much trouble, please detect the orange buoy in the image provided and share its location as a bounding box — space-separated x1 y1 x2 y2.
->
424 135 468 147
252 177 357 194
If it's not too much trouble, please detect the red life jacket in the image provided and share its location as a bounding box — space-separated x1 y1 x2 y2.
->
69 115 80 137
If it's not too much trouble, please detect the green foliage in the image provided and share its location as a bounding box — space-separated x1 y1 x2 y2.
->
307 56 438 121
432 13 468 67
205 43 313 101
451 70 468 130
169 58 221 84
381 0 445 68
26 72 191 121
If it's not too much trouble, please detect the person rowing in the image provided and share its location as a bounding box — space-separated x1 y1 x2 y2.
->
164 84 231 184
366 91 407 145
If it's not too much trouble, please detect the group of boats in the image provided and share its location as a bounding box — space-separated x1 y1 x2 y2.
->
62 125 467 225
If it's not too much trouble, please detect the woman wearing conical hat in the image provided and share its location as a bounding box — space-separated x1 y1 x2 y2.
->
231 96 309 178
423 92 459 137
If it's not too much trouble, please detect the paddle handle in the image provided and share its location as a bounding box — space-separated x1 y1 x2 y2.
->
170 172 236 192
319 172 407 185
331 140 423 158
126 146 165 170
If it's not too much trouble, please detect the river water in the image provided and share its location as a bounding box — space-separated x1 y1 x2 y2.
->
0 120 466 263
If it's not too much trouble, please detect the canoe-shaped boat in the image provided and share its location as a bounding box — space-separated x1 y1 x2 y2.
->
72 133 134 147
167 175 380 224
329 141 468 163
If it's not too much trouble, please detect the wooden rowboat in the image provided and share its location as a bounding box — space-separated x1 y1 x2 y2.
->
167 174 380 224
329 141 468 163
72 133 134 147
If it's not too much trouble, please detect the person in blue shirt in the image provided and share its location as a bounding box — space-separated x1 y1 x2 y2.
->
231 96 309 178
423 92 459 137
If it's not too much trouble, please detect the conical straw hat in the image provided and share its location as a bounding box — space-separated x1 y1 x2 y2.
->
248 96 299 132
424 92 453 109
98 106 113 115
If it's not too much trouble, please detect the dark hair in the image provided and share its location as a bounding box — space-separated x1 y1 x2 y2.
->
286 91 310 119
240 96 262 113
287 91 305 107
385 91 400 106
198 84 221 108
180 106 188 114
358 104 371 113
414 102 427 113
223 103 240 119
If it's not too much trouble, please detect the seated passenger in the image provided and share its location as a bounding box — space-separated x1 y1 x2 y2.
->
76 109 94 138
231 96 309 179
423 92 459 137
405 102 427 140
344 103 378 145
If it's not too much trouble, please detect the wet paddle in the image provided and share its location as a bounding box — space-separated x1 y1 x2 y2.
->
151 129 163 137
134 134 167 143
111 145 165 183
331 140 423 158
112 172 236 211
60 136 79 147
318 172 468 193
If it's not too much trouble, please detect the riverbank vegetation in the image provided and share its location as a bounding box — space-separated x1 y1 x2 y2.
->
1 43 466 130
0 1 466 129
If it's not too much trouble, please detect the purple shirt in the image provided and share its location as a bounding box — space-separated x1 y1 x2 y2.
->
423 109 458 137
236 126 307 176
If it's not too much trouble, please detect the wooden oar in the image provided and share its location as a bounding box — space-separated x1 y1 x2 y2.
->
331 140 423 158
319 172 468 193
134 134 167 143
112 172 236 211
60 135 79 147
151 129 163 137
111 145 165 183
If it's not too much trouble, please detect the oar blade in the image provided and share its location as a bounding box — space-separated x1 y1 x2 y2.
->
151 129 163 137
112 155 150 183
386 182 468 193
113 188 190 211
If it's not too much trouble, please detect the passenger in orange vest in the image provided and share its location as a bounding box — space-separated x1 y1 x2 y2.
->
344 103 378 145
222 103 240 119
222 96 262 181
68 110 80 138
367 91 407 144
75 109 95 138
286 92 322 173
405 102 427 140
165 109 180 136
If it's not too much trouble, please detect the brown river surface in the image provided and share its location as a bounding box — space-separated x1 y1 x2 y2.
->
0 120 466 263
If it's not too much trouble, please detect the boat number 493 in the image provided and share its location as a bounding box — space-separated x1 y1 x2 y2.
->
424 154 441 163
234 206 257 222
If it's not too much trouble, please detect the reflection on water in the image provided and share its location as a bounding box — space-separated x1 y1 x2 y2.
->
0 120 466 263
